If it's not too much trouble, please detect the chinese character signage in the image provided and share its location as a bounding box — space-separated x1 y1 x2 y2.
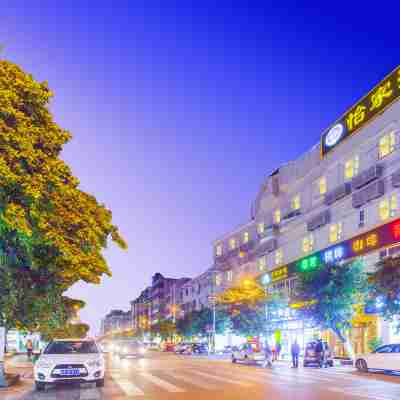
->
321 66 400 157
271 266 289 282
266 217 400 283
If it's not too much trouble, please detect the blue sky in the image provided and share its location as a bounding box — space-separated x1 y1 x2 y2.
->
1 2 398 333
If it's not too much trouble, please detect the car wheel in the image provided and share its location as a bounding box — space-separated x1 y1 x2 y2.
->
96 378 105 387
232 356 237 363
35 382 46 391
328 360 334 367
356 359 368 372
303 362 308 367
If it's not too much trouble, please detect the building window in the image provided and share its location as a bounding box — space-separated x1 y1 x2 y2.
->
258 256 267 271
226 270 233 281
292 195 301 211
229 238 236 250
274 209 281 224
302 234 314 253
243 231 250 244
344 156 359 180
379 131 396 159
329 222 343 243
391 194 397 217
215 273 222 286
275 249 283 266
359 209 365 228
215 244 222 256
379 195 397 221
257 222 265 235
319 177 327 195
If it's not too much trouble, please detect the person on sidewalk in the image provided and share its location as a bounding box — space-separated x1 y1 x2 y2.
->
275 342 281 361
262 341 273 369
26 339 33 361
316 339 325 368
291 339 300 368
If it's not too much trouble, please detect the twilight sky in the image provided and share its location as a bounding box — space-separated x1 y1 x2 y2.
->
1 2 398 334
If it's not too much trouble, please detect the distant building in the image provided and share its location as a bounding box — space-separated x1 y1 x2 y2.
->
130 273 190 332
101 309 132 335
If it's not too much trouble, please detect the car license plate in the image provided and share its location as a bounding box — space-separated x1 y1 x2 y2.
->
60 369 80 376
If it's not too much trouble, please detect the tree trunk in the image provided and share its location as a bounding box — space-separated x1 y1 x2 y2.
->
0 326 6 387
332 327 354 360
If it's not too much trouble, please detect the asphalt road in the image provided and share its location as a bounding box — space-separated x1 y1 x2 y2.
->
3 352 400 400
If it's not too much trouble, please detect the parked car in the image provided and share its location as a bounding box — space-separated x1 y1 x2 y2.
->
34 338 105 391
303 341 334 367
162 342 175 352
115 341 147 359
355 343 400 373
192 343 208 354
175 343 191 354
217 345 235 355
232 343 265 363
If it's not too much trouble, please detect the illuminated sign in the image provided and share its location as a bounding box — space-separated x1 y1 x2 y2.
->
271 266 288 282
321 66 400 157
261 273 271 285
267 217 400 283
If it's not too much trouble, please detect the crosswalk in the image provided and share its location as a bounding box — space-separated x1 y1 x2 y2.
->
14 365 400 399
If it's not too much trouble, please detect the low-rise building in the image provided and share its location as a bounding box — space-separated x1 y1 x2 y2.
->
101 309 132 335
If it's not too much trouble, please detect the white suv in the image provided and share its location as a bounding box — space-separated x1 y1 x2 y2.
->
34 338 105 391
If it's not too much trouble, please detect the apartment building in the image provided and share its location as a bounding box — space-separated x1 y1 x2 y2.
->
213 66 400 356
101 309 132 335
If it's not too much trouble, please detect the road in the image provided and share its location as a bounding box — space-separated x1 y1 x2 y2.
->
3 352 400 399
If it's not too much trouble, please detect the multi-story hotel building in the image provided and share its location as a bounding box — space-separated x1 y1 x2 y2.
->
213 66 400 357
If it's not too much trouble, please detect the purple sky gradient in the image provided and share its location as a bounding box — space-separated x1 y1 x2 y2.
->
1 2 398 333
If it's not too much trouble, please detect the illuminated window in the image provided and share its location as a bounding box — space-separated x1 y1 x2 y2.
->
257 222 265 235
319 177 327 195
215 245 222 256
329 222 343 243
302 234 314 253
275 249 283 266
379 132 396 159
215 273 222 286
344 156 359 180
243 231 249 243
226 270 233 281
258 256 267 271
229 238 236 250
274 209 281 224
391 194 398 217
292 195 301 210
379 195 397 221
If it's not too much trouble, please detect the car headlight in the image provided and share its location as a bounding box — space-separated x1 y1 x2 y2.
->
87 360 102 368
139 347 146 354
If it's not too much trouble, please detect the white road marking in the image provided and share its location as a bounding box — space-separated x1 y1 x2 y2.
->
166 371 219 390
190 369 252 386
139 372 185 392
79 387 102 400
111 372 145 396
329 386 396 400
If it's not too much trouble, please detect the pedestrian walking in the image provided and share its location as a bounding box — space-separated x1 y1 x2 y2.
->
26 338 33 361
262 341 273 368
315 339 324 368
271 345 276 361
275 342 281 361
291 339 300 368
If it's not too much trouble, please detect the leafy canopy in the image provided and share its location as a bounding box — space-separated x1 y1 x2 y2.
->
294 260 367 342
0 60 126 330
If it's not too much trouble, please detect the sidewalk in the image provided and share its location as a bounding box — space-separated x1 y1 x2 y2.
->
5 354 34 379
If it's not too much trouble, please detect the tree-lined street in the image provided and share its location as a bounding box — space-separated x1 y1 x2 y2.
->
4 352 400 400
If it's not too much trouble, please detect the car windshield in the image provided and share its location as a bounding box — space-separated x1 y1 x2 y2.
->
44 341 99 354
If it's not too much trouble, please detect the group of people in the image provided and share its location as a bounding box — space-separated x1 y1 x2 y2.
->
262 339 301 369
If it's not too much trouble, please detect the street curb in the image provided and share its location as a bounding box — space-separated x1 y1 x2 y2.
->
0 373 20 388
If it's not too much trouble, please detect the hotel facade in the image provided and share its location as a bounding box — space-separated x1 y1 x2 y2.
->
213 66 400 357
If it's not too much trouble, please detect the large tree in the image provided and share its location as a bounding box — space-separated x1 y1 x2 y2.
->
368 256 400 330
294 260 367 356
0 60 126 333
